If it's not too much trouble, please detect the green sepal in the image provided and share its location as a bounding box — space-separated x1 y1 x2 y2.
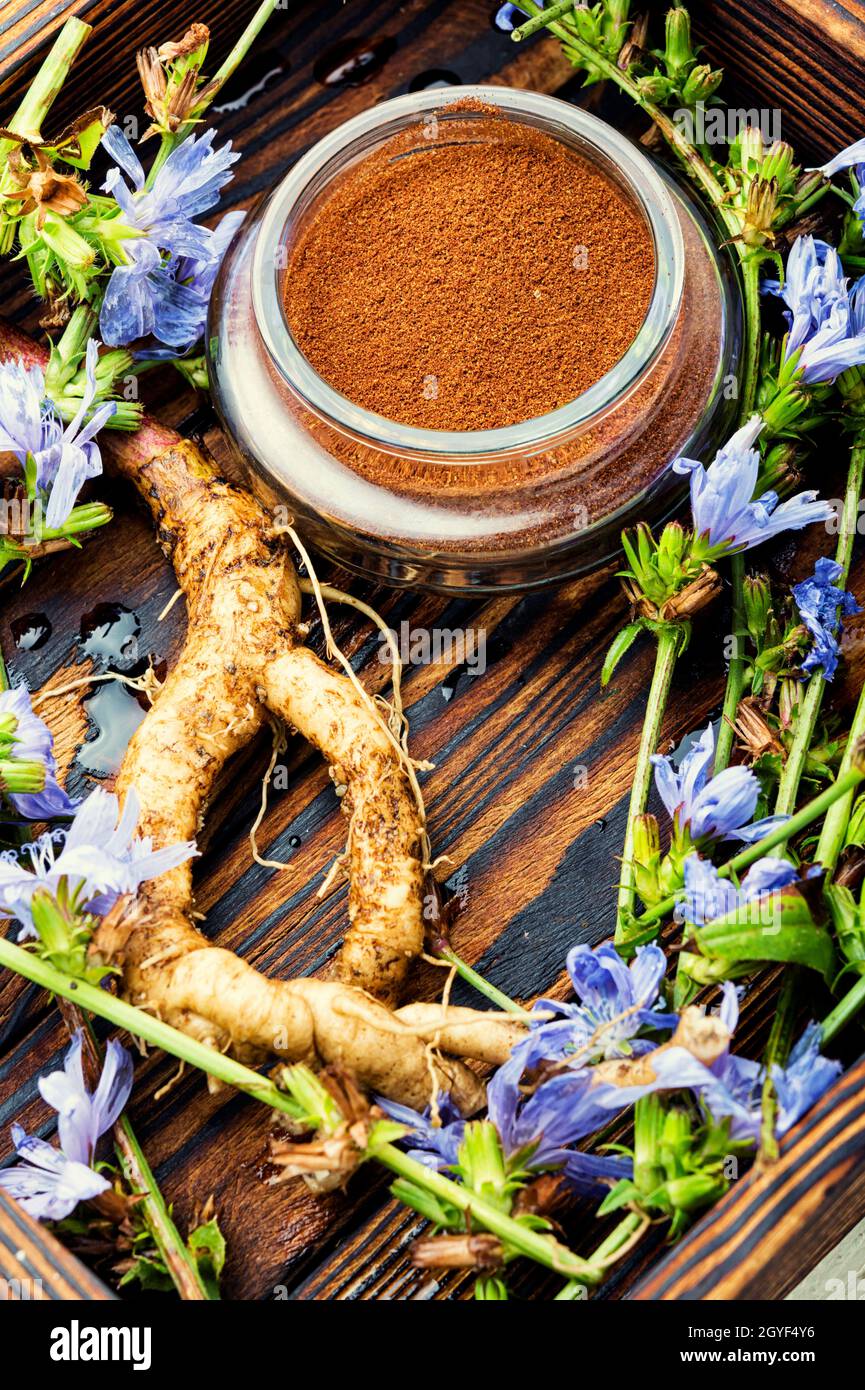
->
389 1178 459 1230
601 621 644 686
475 1275 509 1300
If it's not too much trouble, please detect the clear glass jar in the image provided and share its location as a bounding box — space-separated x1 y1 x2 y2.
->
208 86 742 592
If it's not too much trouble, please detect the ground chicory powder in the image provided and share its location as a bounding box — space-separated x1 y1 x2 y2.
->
282 108 656 431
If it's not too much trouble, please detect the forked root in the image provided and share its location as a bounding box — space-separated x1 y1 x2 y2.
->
0 320 517 1111
93 901 485 1111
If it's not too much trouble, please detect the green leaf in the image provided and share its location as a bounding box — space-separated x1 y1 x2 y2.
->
693 888 835 979
43 114 108 169
389 1178 459 1230
601 621 644 686
596 1179 640 1216
187 1217 225 1299
118 1253 174 1292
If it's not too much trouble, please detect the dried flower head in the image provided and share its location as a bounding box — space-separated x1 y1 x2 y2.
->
137 25 216 139
157 22 210 63
732 697 784 763
3 145 87 228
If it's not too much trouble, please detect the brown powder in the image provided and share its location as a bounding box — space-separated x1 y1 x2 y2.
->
282 113 655 431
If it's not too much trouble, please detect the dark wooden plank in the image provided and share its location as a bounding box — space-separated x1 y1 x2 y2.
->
0 1189 116 1300
693 0 865 162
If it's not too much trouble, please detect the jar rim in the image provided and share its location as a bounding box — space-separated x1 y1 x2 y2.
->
251 85 685 458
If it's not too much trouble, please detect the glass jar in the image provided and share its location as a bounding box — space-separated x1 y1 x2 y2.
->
208 86 742 592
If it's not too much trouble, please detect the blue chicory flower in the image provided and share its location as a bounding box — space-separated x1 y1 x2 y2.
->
673 414 835 552
375 1092 465 1171
650 722 787 845
378 1062 634 1196
132 210 245 357
0 785 198 940
0 1030 133 1220
0 341 115 528
817 140 865 228
0 683 77 819
818 138 865 179
792 556 860 681
494 2 529 30
763 236 865 384
520 941 678 1066
99 126 239 349
675 984 840 1142
678 853 804 927
486 1050 633 1193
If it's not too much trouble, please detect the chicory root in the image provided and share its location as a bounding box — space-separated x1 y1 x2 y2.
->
0 319 516 1109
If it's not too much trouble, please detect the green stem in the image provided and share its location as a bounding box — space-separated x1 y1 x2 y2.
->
822 975 865 1044
114 1115 211 1299
758 967 797 1163
738 258 763 421
48 305 99 391
714 551 746 775
554 1211 645 1299
774 442 865 816
375 1142 602 1282
437 947 535 1022
615 625 682 942
774 676 825 816
628 763 865 942
0 17 90 156
0 937 296 1114
0 937 597 1281
511 0 576 39
816 681 865 873
712 259 765 777
512 4 735 229
145 0 278 185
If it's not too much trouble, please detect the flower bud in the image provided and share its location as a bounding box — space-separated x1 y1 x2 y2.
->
844 793 865 849
633 814 662 905
637 72 674 102
836 362 865 413
664 7 694 75
779 675 800 728
606 0 632 22
681 63 723 104
736 125 764 173
757 441 800 498
573 4 604 45
602 0 632 53
743 574 772 642
0 756 46 793
665 1171 727 1213
793 168 826 207
762 140 795 180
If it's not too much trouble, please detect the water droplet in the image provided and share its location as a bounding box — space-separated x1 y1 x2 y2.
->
288 835 301 849
11 612 52 651
313 37 397 88
77 682 146 777
79 603 141 672
75 602 147 777
407 69 461 91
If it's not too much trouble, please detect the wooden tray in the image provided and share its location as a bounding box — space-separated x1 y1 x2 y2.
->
2 0 865 1301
